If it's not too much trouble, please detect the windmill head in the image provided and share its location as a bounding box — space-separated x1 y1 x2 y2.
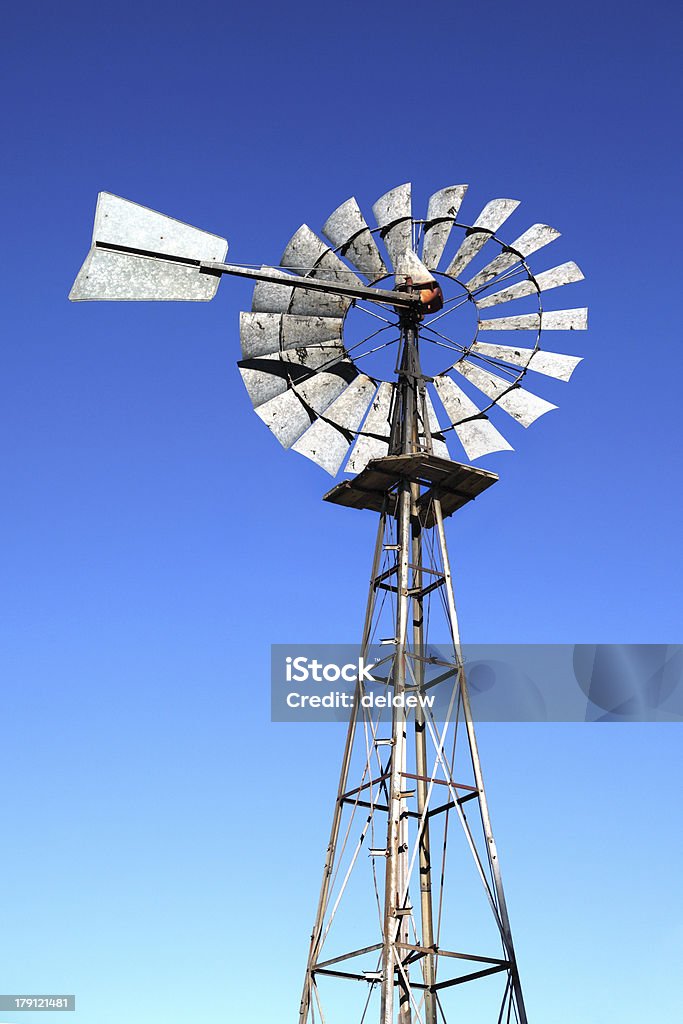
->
69 183 588 479
69 192 228 302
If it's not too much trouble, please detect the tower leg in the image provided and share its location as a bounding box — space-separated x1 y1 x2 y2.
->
412 515 438 1024
380 483 412 1024
433 498 529 1024
299 513 387 1024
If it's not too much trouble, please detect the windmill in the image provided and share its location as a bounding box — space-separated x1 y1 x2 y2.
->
70 183 587 1023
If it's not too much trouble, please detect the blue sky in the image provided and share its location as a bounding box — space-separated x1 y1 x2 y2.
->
1 1 681 1022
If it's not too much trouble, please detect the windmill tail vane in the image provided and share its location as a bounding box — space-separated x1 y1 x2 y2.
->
69 192 433 310
70 182 587 1022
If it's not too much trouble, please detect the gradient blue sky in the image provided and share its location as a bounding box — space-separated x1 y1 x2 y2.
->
1 2 681 1022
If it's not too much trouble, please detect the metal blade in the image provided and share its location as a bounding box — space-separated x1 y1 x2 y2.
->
394 250 436 287
475 261 584 309
70 192 227 301
421 185 468 270
239 365 289 408
372 184 412 271
479 308 588 331
281 225 361 316
263 345 345 369
251 268 348 318
432 377 512 459
445 199 520 279
69 246 222 302
465 224 560 292
238 352 351 408
281 223 329 270
250 275 293 314
453 360 557 426
345 381 394 473
420 389 450 460
290 287 351 317
240 312 343 358
281 224 362 285
469 342 583 381
253 370 354 448
292 376 377 475
322 197 388 282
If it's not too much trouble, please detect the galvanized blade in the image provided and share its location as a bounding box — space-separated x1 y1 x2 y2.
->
253 371 354 448
453 360 557 426
345 381 394 473
318 374 376 432
394 250 436 287
239 366 287 408
251 269 348 318
281 224 363 286
70 192 227 301
239 352 351 408
421 185 468 270
70 246 222 302
240 312 343 358
475 261 585 309
292 376 377 475
445 199 520 279
281 223 329 270
465 224 560 293
469 342 583 381
479 308 588 331
432 377 513 459
322 197 387 282
242 344 345 372
251 275 293 314
372 184 412 272
254 388 313 448
291 287 351 317
280 225 362 316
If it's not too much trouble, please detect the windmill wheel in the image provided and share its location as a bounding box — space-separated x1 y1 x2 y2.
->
238 182 587 475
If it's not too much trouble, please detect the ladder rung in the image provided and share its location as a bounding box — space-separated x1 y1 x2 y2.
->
368 848 387 857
